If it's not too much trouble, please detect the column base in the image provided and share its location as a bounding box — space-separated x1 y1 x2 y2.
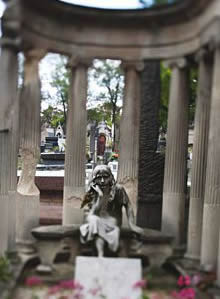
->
8 191 16 251
186 196 203 264
184 252 200 261
162 192 185 245
63 186 85 225
201 203 220 269
16 192 40 242
0 195 9 255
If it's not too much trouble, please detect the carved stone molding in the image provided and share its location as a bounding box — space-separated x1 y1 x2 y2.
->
67 55 93 69
195 48 211 63
121 60 145 72
163 57 187 69
0 36 21 51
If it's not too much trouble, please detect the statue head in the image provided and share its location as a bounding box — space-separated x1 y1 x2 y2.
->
91 165 115 190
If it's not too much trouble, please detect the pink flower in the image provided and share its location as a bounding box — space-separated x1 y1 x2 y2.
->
171 288 196 299
180 288 195 299
184 276 191 286
177 276 185 287
133 279 147 289
177 275 191 287
25 276 42 287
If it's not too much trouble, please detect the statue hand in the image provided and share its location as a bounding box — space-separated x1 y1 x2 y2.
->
91 184 103 197
129 223 144 235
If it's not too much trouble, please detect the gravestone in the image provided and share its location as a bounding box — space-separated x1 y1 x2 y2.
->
75 256 142 299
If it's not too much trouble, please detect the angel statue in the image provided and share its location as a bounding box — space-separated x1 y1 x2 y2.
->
80 165 143 257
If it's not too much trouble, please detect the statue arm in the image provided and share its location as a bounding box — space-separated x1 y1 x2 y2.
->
88 184 103 215
122 188 143 235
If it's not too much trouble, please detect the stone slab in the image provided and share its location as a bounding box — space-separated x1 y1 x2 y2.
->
75 256 142 299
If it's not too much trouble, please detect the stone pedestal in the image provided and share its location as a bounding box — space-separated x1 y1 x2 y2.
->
63 57 91 225
118 61 143 216
186 51 212 260
162 58 189 246
17 50 44 242
201 47 220 269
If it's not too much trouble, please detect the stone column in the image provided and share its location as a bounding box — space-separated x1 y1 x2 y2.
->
186 50 212 260
137 60 163 230
118 60 144 216
0 39 19 254
200 46 220 270
63 56 91 225
162 58 189 246
17 49 45 243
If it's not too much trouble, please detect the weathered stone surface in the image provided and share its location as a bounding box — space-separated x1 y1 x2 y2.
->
20 0 213 59
0 45 18 254
201 47 220 271
16 193 40 242
186 52 212 260
162 61 189 246
31 225 81 271
63 58 90 225
118 61 142 214
75 256 142 299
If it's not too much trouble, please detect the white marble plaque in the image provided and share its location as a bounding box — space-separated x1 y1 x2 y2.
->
74 256 142 299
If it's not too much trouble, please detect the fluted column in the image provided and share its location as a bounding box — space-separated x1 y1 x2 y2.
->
201 46 220 270
63 56 91 225
186 50 212 260
162 58 189 245
118 60 144 216
17 49 45 243
0 40 19 254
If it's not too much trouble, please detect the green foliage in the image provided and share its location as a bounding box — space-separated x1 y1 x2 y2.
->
0 256 11 282
160 63 171 131
50 56 70 107
88 59 124 150
189 67 197 125
87 101 121 128
41 105 65 130
41 55 69 133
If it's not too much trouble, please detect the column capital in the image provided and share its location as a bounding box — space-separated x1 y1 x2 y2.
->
163 57 187 69
24 49 46 63
120 60 145 72
0 36 21 51
67 55 93 69
195 48 209 63
207 32 220 52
